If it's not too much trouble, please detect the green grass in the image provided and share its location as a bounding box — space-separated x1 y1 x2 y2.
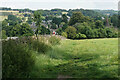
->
29 38 118 78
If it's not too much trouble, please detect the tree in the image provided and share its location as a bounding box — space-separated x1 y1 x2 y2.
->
40 25 50 35
105 28 115 38
27 17 33 24
69 12 84 26
51 23 57 29
8 15 18 21
52 17 62 28
85 28 95 38
62 14 68 24
111 14 118 27
65 26 76 39
98 28 107 38
56 28 63 35
11 24 21 36
20 23 33 36
45 16 53 21
95 20 104 28
33 11 42 37
62 24 68 31
93 29 99 38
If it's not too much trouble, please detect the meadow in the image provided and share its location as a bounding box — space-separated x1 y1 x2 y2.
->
29 38 118 79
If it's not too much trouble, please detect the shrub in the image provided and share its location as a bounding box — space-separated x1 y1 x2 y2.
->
76 33 87 39
18 36 51 54
32 40 51 53
61 32 67 38
113 32 118 38
93 29 99 38
2 39 35 78
2 30 7 39
105 28 117 38
85 28 95 38
76 34 79 39
79 33 87 39
56 28 63 35
98 28 107 38
65 26 76 39
48 36 61 46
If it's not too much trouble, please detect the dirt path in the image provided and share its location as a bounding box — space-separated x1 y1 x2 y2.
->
57 75 72 80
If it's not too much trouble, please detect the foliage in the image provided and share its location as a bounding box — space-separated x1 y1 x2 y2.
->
105 27 118 38
27 17 33 24
95 20 104 28
62 24 68 31
8 15 18 22
76 33 87 39
61 32 67 38
85 28 95 38
69 12 91 26
45 16 54 21
20 23 34 36
62 14 68 23
11 24 21 36
56 28 63 35
40 25 50 35
33 11 42 26
2 39 35 78
51 23 57 29
33 11 42 37
110 14 118 27
2 19 33 37
31 39 51 53
2 30 7 39
65 26 76 39
97 28 107 38
52 17 62 27
48 36 61 46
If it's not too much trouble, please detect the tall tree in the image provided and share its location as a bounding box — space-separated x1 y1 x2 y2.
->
69 12 84 26
33 11 42 37
52 17 62 28
62 14 68 24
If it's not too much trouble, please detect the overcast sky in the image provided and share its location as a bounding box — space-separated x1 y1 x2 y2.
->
0 0 119 10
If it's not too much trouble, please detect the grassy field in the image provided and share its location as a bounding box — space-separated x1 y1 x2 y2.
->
30 38 118 79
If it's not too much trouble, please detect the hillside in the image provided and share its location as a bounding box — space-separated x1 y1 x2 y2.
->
29 38 118 78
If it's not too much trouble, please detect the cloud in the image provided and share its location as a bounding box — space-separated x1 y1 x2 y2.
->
0 0 119 10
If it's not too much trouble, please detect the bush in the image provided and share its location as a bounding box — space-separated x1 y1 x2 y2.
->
76 33 87 39
113 32 118 38
61 32 67 38
56 28 63 35
2 39 35 78
18 36 52 54
105 28 117 38
48 36 61 46
93 29 99 38
79 33 87 39
2 30 7 39
65 26 76 39
98 28 107 38
76 34 79 39
31 40 51 53
85 28 95 38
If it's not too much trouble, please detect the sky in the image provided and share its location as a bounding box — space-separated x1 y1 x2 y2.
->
0 0 119 10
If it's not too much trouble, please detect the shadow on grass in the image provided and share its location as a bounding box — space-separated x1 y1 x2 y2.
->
29 45 119 79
